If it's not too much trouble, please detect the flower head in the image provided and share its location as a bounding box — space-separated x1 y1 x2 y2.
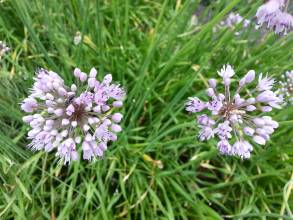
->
21 67 125 164
186 65 281 159
256 0 293 35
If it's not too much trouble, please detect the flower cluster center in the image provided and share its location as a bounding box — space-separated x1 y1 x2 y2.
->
70 103 86 122
219 102 236 118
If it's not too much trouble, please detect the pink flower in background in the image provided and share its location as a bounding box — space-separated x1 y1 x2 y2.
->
256 0 293 35
21 67 125 164
186 65 282 159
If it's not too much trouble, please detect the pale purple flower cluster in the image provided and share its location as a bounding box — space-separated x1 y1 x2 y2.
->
0 41 10 59
218 12 251 36
220 12 251 28
186 65 282 159
256 0 293 35
21 67 125 164
278 70 293 105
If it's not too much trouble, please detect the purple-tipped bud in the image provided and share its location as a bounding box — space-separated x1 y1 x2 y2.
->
61 130 68 137
112 113 123 123
253 135 266 145
99 143 107 151
45 119 54 126
111 124 122 132
66 104 75 116
113 101 123 108
79 72 87 82
83 124 90 131
71 121 77 127
245 70 255 83
102 105 110 112
89 68 97 78
246 98 255 104
104 74 112 84
58 88 67 96
46 93 54 100
93 106 101 113
85 133 93 142
239 78 246 87
62 118 70 126
21 98 38 113
261 106 272 112
246 105 256 111
71 84 77 92
206 88 215 97
54 109 63 116
22 115 33 123
244 127 254 136
88 117 95 125
88 78 96 88
263 126 274 134
208 79 217 88
253 118 265 127
75 136 82 144
74 68 81 78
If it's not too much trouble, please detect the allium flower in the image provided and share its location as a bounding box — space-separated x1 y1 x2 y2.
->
220 12 251 28
186 65 282 159
256 0 293 35
278 70 293 105
21 67 125 164
218 12 251 35
0 41 10 59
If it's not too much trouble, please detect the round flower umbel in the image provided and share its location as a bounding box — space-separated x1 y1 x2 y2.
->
186 65 282 159
256 0 293 35
278 70 293 105
21 67 125 164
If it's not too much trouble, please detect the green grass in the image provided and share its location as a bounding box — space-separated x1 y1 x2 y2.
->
1 0 293 219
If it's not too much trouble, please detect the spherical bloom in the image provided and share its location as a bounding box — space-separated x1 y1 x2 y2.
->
186 65 282 159
21 67 126 164
277 70 293 105
256 0 293 35
0 41 10 59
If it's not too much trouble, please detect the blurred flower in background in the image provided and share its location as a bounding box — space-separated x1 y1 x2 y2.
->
256 0 293 35
220 12 251 28
73 31 82 45
186 65 282 159
217 12 252 36
278 70 293 105
0 40 10 60
21 67 125 164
